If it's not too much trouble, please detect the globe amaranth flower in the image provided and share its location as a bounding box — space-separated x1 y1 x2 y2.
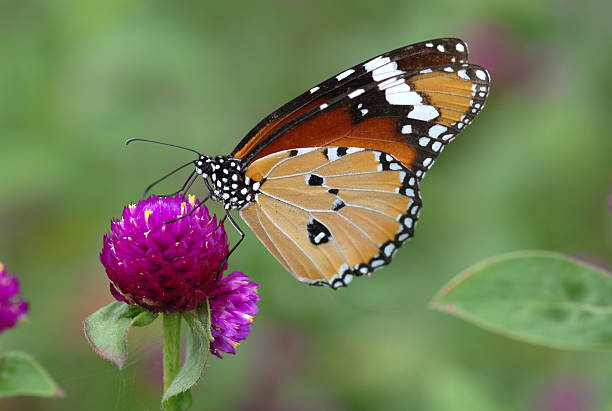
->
208 271 259 358
100 194 260 357
0 262 28 334
100 194 230 313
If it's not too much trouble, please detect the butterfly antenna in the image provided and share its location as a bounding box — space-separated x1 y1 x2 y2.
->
142 161 194 199
125 138 201 156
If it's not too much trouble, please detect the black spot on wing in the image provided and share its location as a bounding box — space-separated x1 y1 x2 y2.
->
328 188 339 195
307 218 332 245
307 174 324 186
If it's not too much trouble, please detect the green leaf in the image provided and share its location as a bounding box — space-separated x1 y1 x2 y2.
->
162 300 211 406
0 351 63 398
83 301 157 369
431 251 612 350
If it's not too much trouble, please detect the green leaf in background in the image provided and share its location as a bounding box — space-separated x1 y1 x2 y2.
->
162 301 212 408
0 351 63 398
83 301 157 369
431 251 612 350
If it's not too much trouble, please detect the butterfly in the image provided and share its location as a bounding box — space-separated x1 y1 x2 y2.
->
129 38 490 289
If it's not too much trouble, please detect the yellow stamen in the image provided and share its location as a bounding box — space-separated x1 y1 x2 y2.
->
233 342 240 348
188 194 196 206
144 209 153 224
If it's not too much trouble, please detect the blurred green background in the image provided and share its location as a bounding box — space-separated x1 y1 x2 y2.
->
1 0 611 410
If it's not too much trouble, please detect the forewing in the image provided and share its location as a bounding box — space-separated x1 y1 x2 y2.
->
232 38 478 168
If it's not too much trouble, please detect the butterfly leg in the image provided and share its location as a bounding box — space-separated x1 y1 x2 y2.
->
215 211 245 281
164 191 212 224
157 170 197 199
179 172 198 202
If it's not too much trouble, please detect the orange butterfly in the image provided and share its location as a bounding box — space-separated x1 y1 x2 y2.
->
129 38 490 289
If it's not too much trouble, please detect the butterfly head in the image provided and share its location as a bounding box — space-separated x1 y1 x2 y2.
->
194 155 214 178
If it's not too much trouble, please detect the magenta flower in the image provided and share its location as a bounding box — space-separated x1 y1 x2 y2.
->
208 271 260 358
0 262 28 334
99 194 259 359
100 194 230 313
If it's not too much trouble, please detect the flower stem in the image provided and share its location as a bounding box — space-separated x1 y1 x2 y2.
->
163 312 184 411
163 313 182 391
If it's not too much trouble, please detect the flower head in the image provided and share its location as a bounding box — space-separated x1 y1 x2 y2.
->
100 195 229 313
0 262 28 334
208 271 260 358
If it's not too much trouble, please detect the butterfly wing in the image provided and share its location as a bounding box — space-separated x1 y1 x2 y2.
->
240 147 420 288
232 38 490 183
233 38 490 288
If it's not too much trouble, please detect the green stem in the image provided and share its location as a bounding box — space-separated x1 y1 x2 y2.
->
162 313 182 396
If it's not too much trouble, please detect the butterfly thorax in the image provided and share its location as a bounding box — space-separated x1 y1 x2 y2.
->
194 155 259 210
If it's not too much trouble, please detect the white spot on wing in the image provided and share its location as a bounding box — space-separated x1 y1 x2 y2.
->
364 55 390 72
457 69 470 80
437 44 445 52
418 137 430 146
319 103 328 110
378 77 403 90
309 86 320 94
475 69 487 80
371 259 384 268
456 43 465 52
336 69 355 81
348 88 365 99
372 61 404 82
384 243 395 257
385 83 422 105
408 105 439 121
401 124 412 134
429 124 447 138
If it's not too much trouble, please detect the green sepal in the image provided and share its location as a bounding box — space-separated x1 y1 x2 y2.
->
83 301 157 369
162 299 212 407
0 351 64 398
431 251 612 350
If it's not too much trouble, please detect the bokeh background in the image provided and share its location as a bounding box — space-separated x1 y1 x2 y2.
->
1 1 611 410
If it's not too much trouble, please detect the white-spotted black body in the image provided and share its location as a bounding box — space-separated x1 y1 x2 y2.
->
194 155 259 210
